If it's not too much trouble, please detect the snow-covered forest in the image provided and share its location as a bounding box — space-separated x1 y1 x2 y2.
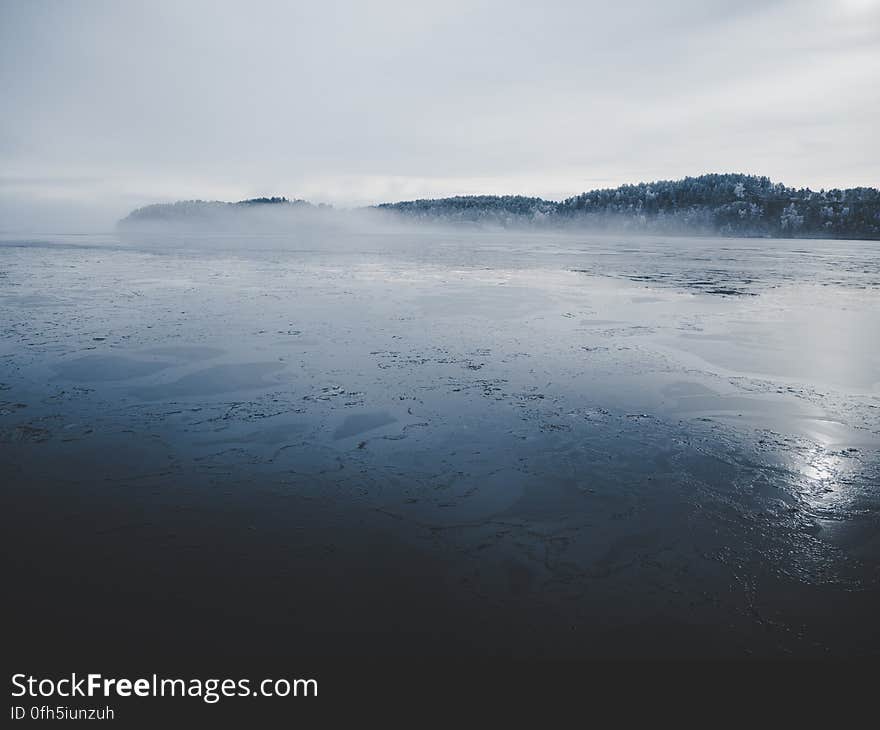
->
121 174 880 239
378 174 880 238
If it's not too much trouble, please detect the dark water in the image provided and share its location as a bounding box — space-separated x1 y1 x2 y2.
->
2 231 878 660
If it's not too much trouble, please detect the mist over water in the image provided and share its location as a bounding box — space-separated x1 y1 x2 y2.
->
2 228 878 659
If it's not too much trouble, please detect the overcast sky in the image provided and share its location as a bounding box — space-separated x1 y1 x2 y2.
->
1 0 878 231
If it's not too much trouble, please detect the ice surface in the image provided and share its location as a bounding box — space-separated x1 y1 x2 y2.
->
2 230 878 659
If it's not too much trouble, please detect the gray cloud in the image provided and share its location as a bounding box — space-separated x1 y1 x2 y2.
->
1 0 878 231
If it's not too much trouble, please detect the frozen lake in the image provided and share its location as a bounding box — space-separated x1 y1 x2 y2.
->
2 230 879 659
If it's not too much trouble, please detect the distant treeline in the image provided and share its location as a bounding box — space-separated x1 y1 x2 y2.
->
120 175 880 239
377 174 880 238
120 197 319 225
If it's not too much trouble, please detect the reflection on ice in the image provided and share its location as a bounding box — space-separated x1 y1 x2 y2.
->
333 411 397 440
53 354 173 381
